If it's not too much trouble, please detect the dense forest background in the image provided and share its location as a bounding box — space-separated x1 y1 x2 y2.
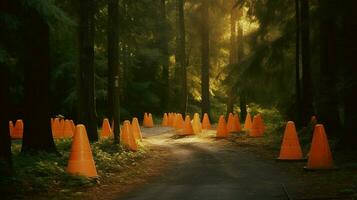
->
1 0 357 174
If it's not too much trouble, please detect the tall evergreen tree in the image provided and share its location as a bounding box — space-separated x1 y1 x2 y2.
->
21 6 57 153
78 0 98 141
201 0 210 116
108 0 120 144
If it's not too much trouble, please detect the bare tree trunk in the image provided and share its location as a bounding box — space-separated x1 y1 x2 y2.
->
300 0 314 126
342 0 357 147
108 0 120 144
201 0 210 116
78 0 98 142
160 0 170 112
295 0 302 127
317 0 341 137
0 65 12 175
22 8 57 153
176 0 187 114
0 0 14 176
226 0 237 116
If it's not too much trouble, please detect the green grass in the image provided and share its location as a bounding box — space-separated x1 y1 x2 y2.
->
0 138 147 199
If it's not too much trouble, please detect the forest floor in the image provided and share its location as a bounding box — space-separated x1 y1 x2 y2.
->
4 119 357 199
75 126 357 199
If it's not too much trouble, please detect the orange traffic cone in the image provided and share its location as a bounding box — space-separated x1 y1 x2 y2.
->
226 113 234 133
277 121 304 161
58 119 65 138
67 124 98 177
202 113 211 130
305 124 334 170
120 120 138 151
181 115 193 135
143 112 148 127
174 113 184 130
70 120 76 133
162 113 169 126
12 119 24 139
144 113 154 128
232 114 241 132
9 121 14 136
244 113 252 130
172 113 178 128
256 114 265 135
100 118 112 138
192 113 202 134
63 120 74 138
216 115 228 138
249 115 263 137
132 117 143 141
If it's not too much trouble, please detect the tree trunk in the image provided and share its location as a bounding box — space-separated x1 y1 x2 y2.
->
226 0 237 116
295 0 302 127
342 0 357 146
108 0 120 144
78 0 98 142
0 65 13 175
160 0 170 112
201 0 210 116
239 92 247 121
300 0 314 126
176 0 187 114
21 8 57 153
317 0 341 137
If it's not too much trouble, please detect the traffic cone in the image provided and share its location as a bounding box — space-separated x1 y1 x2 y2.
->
132 117 143 141
52 118 59 138
9 121 14 136
162 113 169 126
100 118 112 138
70 120 76 133
277 121 304 161
192 113 202 134
305 124 334 170
249 115 263 137
202 113 211 130
172 113 178 128
144 113 154 128
174 113 184 130
58 119 65 138
12 119 24 139
181 115 193 135
216 115 228 138
244 113 252 130
63 119 74 138
169 113 175 127
67 124 98 177
226 113 234 133
142 112 148 127
120 120 138 151
232 114 241 132
256 114 265 135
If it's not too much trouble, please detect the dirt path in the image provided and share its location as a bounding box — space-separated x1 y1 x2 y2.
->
116 127 295 200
